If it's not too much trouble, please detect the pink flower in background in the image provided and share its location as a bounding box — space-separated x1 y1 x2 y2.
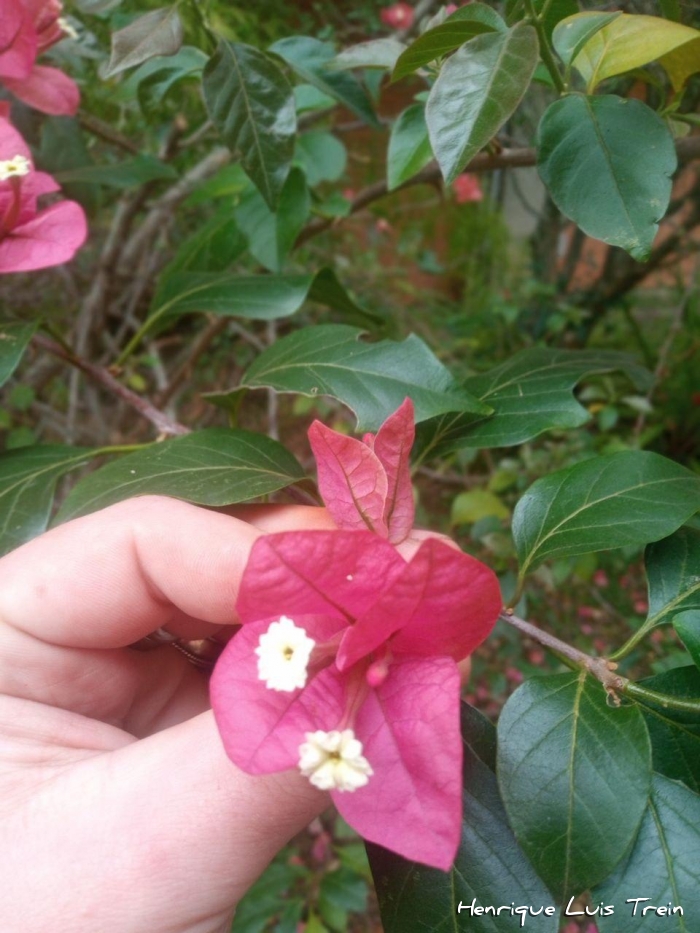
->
381 3 414 29
211 529 501 869
308 398 415 544
0 0 79 115
453 173 484 203
0 115 86 273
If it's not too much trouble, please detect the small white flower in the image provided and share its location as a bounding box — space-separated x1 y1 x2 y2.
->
255 615 315 692
0 155 31 181
298 729 373 792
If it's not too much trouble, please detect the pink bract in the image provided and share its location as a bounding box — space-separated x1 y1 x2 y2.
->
0 116 87 273
210 529 502 869
380 2 415 29
453 173 484 204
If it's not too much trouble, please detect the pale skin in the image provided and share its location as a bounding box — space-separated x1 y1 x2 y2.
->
0 496 466 933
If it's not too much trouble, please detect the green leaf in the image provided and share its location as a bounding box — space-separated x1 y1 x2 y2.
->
451 490 509 525
53 155 178 189
387 104 434 191
234 168 310 272
327 38 405 72
105 7 183 77
414 347 651 460
0 321 36 389
184 164 250 207
370 703 559 933
537 95 677 262
55 429 305 523
552 12 623 67
636 667 700 793
203 41 296 210
0 446 94 557
319 868 367 913
675 611 700 670
135 46 208 109
645 526 700 632
233 324 491 432
594 774 700 932
426 24 539 184
534 0 578 41
270 36 379 127
571 13 700 92
295 132 347 187
392 4 503 83
513 451 700 577
498 672 652 900
231 860 306 933
163 207 247 275
306 268 386 330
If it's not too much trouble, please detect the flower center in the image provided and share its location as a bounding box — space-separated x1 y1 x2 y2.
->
298 728 373 792
0 156 31 182
255 616 315 692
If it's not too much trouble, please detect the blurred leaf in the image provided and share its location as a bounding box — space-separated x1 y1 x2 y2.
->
234 168 310 272
636 666 700 793
426 24 538 184
552 12 622 67
498 672 652 900
105 8 183 77
319 868 367 913
75 0 122 11
675 611 700 669
203 41 296 210
136 46 208 109
56 429 305 523
185 164 249 207
294 84 335 113
0 446 94 557
392 4 503 82
164 207 246 274
327 38 405 71
538 95 676 261
534 0 578 39
452 490 509 525
270 36 379 127
232 324 491 432
0 321 36 389
513 452 700 576
295 132 347 187
370 703 558 933
231 860 305 933
594 774 700 932
387 104 433 191
54 155 177 189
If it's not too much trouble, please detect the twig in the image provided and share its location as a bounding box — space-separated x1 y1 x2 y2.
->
33 333 190 437
77 112 140 154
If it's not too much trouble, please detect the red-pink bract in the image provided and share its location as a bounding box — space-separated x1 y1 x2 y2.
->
453 173 484 204
211 529 501 869
380 2 415 29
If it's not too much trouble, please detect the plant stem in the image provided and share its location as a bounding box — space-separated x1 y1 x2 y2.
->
523 0 565 93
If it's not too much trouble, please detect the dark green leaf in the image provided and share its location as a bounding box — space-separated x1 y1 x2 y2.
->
233 324 491 432
552 12 623 67
105 8 183 77
163 207 246 275
513 452 700 577
535 0 579 40
646 527 700 630
537 95 677 261
234 168 310 272
295 132 347 187
319 868 367 912
0 321 36 389
392 4 503 82
54 155 177 189
136 46 208 110
184 164 250 207
232 860 305 933
426 24 539 184
370 703 558 933
270 36 379 127
203 41 296 210
498 672 652 900
306 268 387 330
327 38 405 72
0 446 94 557
675 611 700 670
636 667 700 793
387 104 434 191
55 429 305 523
594 774 700 932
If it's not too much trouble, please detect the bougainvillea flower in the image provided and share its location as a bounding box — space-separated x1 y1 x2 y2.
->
380 2 415 29
211 529 501 869
0 0 79 115
453 172 484 203
0 115 87 272
308 398 415 545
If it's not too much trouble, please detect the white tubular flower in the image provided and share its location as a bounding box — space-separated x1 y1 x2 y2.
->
298 729 373 792
0 156 31 181
255 615 315 692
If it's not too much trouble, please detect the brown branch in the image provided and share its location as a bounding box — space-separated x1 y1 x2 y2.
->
77 112 140 155
33 334 190 437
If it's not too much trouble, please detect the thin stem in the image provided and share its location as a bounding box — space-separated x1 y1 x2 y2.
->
524 0 565 93
608 622 658 662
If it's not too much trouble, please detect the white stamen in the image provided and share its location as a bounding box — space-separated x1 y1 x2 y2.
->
0 156 31 181
58 17 79 40
298 729 373 792
255 615 315 692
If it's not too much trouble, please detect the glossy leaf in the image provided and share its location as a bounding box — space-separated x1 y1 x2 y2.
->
234 168 310 272
513 451 700 577
203 41 296 210
327 38 405 72
537 95 676 262
54 155 177 189
571 13 700 92
55 429 305 522
675 611 700 670
369 704 558 933
414 347 650 459
0 446 94 557
498 672 652 900
392 4 503 83
426 24 539 184
552 12 622 67
645 527 700 633
0 320 36 388
594 774 700 932
234 324 491 432
387 104 433 191
636 667 700 793
270 36 379 127
105 8 183 77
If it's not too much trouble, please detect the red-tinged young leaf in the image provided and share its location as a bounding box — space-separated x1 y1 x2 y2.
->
308 421 389 536
372 398 415 544
341 658 463 870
